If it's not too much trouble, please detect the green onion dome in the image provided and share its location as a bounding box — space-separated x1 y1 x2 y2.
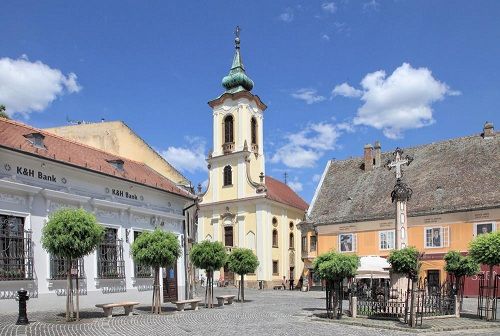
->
221 31 254 93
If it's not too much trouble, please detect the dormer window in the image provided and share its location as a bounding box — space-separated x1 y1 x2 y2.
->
106 159 124 171
24 132 45 149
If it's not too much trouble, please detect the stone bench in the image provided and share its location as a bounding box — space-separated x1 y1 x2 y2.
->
216 295 236 306
273 285 285 290
95 302 139 318
172 298 202 311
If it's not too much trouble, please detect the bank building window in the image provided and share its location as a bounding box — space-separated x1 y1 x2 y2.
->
379 230 395 250
133 231 153 278
223 166 232 186
0 215 33 281
49 256 85 280
23 132 45 149
425 227 449 248
97 228 125 279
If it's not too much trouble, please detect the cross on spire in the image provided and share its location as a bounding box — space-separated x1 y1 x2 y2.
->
284 172 288 185
235 26 241 39
387 147 413 179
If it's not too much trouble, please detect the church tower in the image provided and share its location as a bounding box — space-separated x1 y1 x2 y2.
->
198 28 308 288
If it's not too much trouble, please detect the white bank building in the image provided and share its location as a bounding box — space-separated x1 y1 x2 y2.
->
0 118 196 312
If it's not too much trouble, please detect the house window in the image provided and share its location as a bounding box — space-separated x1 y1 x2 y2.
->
289 232 294 249
379 230 395 250
301 236 307 252
223 166 232 186
97 228 125 279
23 132 45 149
272 229 278 248
251 117 257 145
106 159 124 171
272 260 279 275
49 256 84 280
133 231 153 278
339 233 356 252
474 222 496 236
425 227 449 248
224 226 233 247
0 215 33 281
224 115 234 143
310 236 317 252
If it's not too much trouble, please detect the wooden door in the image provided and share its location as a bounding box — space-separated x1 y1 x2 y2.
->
163 263 178 302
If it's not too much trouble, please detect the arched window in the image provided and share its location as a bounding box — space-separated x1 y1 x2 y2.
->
289 232 294 249
223 165 232 186
251 117 257 145
272 229 278 247
224 115 234 143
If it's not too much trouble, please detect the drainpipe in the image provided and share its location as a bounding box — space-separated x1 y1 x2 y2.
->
183 200 197 299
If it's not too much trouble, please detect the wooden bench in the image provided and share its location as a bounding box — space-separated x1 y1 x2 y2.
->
216 295 235 306
172 298 202 311
95 302 139 318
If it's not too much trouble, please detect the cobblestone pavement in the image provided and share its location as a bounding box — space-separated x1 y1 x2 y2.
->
0 288 499 336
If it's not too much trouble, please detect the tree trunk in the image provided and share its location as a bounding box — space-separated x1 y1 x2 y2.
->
153 266 160 314
76 272 80 321
409 277 417 327
241 274 245 302
66 260 71 321
487 265 494 320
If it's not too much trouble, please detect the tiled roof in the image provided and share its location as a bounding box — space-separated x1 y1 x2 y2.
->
265 176 308 211
0 118 195 199
309 131 500 225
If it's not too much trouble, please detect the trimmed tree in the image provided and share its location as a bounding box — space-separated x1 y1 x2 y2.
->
444 250 479 301
469 231 500 320
0 105 9 119
227 248 259 302
42 208 104 321
313 251 359 319
190 240 227 308
388 246 423 327
131 229 180 314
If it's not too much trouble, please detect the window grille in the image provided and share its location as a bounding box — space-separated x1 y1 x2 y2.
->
97 228 125 279
379 230 395 250
49 256 85 279
133 231 153 278
0 215 33 281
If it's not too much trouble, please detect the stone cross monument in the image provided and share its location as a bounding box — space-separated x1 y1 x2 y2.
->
387 148 413 249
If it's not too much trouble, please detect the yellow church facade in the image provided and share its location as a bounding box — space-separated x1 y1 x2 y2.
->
198 30 308 288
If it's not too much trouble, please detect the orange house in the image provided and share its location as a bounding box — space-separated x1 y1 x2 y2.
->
305 122 499 290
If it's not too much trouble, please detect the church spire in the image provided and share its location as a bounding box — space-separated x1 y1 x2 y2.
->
222 26 254 93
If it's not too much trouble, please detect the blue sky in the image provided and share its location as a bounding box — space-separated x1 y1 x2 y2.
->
1 1 499 202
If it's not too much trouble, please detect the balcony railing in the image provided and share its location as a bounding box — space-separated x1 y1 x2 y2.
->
222 142 235 154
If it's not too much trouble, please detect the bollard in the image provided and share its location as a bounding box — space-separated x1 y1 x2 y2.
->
15 289 29 325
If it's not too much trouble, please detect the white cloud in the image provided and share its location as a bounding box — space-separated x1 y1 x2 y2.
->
344 63 459 139
271 122 347 168
161 136 207 174
288 178 303 192
291 88 326 104
363 0 380 12
279 8 294 22
322 34 331 41
332 82 362 98
0 56 81 117
312 174 322 183
322 2 337 14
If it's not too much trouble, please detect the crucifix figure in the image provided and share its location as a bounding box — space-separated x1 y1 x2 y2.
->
387 148 413 249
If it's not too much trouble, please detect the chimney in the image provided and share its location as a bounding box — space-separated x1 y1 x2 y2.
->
364 144 373 171
373 141 382 167
483 121 495 138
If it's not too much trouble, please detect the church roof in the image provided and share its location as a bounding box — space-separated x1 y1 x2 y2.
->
0 118 195 199
265 176 309 211
309 129 500 225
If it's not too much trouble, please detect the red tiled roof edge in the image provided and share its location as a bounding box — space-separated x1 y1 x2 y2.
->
0 118 195 200
264 175 308 211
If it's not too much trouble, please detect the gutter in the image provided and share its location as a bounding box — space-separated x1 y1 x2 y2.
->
182 200 198 299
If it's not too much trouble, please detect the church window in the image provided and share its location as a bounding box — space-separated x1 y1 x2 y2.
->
224 115 234 143
272 260 279 275
251 117 257 145
272 229 278 248
224 226 233 247
223 166 232 186
289 232 294 249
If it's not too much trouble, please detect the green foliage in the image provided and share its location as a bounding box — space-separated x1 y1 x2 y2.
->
444 250 480 277
312 251 360 281
469 231 500 267
0 105 9 119
388 246 422 279
190 240 227 271
227 248 259 275
42 208 104 259
130 229 181 268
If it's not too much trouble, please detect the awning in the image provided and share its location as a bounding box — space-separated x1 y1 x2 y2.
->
356 256 391 279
